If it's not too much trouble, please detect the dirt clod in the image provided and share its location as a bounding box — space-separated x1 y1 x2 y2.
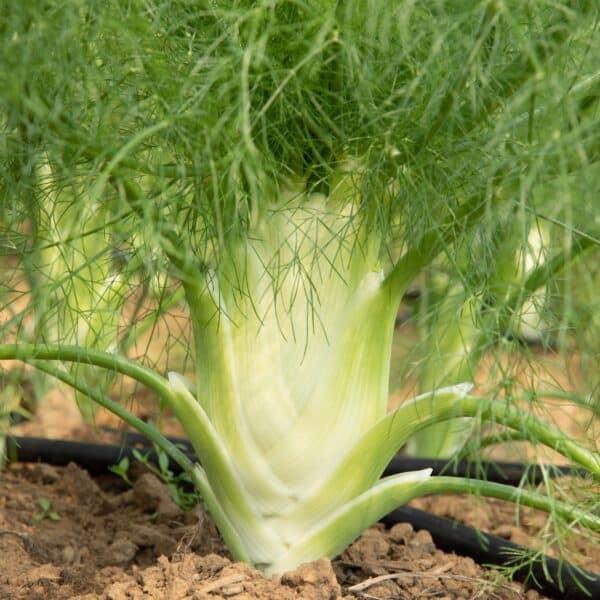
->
345 527 391 563
280 557 342 599
128 523 178 556
102 538 139 567
33 462 60 484
389 521 413 544
133 472 183 521
409 528 436 552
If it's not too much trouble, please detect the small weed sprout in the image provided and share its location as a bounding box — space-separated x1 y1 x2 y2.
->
33 497 61 523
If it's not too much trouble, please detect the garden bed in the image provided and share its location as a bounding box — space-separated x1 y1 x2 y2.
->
1 460 549 600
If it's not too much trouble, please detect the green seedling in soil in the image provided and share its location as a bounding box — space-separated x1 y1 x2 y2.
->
131 447 202 512
108 456 134 487
110 447 201 511
33 497 61 523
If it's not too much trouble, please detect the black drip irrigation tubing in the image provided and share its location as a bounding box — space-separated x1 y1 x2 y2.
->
5 435 599 600
5 436 159 475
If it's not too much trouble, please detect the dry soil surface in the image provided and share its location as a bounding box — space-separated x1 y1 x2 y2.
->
0 461 551 600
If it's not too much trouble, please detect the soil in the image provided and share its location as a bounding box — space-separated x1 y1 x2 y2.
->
410 492 600 573
1 461 543 600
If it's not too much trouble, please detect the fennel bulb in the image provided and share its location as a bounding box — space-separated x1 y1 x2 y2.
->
167 189 436 573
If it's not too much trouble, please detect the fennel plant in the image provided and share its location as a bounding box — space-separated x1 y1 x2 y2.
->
405 210 596 457
1 0 599 577
25 175 130 421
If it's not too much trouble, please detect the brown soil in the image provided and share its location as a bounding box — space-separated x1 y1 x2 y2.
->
410 492 600 574
1 461 545 600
